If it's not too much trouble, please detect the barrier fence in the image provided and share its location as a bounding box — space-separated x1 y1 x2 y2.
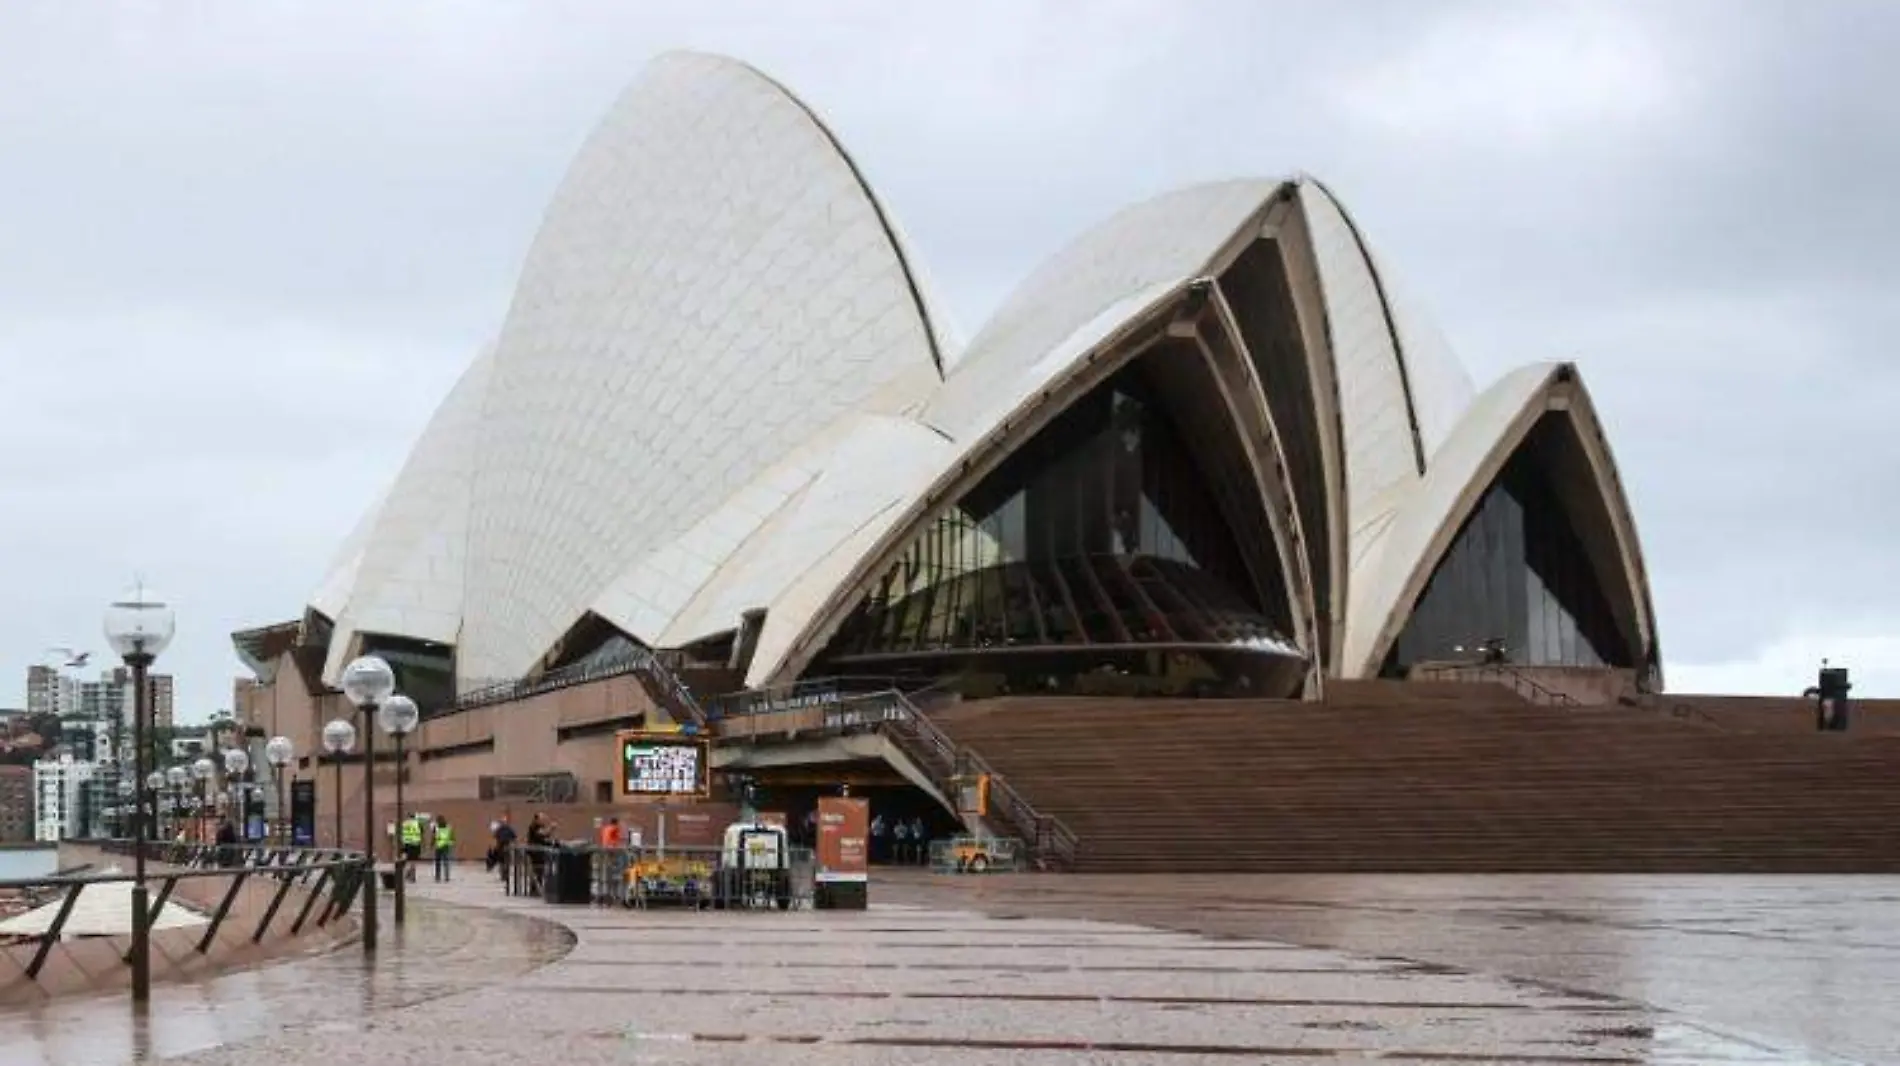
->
497 842 816 911
927 835 1027 875
0 841 369 997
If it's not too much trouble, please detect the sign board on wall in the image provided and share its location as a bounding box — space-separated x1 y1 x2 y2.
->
290 779 316 846
816 796 869 884
616 730 711 798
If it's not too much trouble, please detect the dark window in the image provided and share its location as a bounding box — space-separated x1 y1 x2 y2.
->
821 360 1293 663
1388 417 1634 673
1218 238 1334 661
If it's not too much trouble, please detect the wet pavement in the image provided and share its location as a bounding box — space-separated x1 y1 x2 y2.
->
0 884 572 1065
0 867 1893 1064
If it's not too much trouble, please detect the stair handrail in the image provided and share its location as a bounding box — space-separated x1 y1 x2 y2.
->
880 690 1079 870
451 641 707 726
630 646 708 727
1414 662 1580 708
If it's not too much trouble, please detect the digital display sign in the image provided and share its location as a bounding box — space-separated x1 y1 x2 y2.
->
616 731 711 797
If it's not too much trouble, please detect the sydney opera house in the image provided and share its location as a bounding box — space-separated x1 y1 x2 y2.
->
262 50 1660 701
241 51 1900 875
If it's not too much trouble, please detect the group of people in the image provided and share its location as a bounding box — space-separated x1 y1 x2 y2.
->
395 813 457 882
870 812 932 865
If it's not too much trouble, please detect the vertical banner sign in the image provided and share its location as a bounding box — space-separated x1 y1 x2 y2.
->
816 796 869 884
290 779 317 846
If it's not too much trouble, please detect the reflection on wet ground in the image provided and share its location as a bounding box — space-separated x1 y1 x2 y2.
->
0 890 572 1065
1 869 1893 1064
884 872 1900 1065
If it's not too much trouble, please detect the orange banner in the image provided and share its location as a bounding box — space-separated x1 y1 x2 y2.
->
816 796 868 884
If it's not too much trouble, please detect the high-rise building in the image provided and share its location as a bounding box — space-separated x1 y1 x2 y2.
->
0 765 33 844
33 755 95 841
149 673 175 729
75 668 129 724
25 664 76 717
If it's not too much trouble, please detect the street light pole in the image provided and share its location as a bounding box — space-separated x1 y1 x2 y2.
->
144 771 163 851
322 719 355 851
193 757 216 847
339 656 394 954
102 582 175 1005
222 748 249 843
165 766 188 847
377 694 419 926
265 736 294 845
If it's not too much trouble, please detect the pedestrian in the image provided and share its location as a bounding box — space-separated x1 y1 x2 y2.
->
400 812 424 882
433 817 456 882
491 814 516 885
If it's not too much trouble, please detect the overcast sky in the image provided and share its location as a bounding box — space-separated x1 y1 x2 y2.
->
2 0 1895 722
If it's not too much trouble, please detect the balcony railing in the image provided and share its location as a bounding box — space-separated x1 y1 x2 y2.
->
450 644 708 726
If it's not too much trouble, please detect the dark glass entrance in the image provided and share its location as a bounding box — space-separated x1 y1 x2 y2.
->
817 358 1302 693
1386 415 1636 673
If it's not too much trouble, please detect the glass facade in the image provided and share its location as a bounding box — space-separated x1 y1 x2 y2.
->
1218 238 1335 663
1387 421 1635 673
359 634 457 714
820 362 1296 666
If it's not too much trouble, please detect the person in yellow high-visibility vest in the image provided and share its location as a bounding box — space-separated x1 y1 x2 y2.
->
433 818 456 882
400 814 424 882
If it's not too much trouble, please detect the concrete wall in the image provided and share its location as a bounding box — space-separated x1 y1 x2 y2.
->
236 655 677 852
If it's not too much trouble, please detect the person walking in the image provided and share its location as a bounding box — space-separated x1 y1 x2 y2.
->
433 817 456 882
400 812 424 882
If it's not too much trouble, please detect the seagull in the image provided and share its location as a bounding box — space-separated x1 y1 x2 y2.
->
45 647 90 668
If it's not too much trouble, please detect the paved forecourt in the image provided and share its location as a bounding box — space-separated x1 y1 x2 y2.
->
126 870 1856 1066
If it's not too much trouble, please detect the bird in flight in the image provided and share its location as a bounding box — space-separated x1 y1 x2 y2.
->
45 647 91 668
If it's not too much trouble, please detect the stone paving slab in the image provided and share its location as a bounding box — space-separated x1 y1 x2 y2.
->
885 872 1900 1064
3 869 1887 1065
532 956 1603 1008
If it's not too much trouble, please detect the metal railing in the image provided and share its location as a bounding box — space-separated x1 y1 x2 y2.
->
1413 662 1582 707
451 644 708 726
878 691 1079 870
702 675 909 720
0 841 369 993
707 683 1077 868
496 843 816 910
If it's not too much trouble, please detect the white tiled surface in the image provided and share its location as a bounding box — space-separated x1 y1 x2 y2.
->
1341 363 1556 675
923 179 1277 443
454 52 944 687
322 346 496 678
306 51 1654 687
1298 182 1424 581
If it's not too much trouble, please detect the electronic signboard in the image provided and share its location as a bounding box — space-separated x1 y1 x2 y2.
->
616 730 711 798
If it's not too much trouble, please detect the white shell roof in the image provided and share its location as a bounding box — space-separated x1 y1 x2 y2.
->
303 52 1649 691
450 52 949 689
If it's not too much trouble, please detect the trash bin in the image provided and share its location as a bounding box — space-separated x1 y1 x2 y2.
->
543 847 593 904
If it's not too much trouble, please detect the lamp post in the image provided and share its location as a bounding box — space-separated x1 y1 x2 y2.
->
144 771 164 843
192 756 216 846
102 582 175 1005
377 694 418 925
117 778 135 840
340 655 394 953
321 718 355 851
222 748 249 842
165 766 188 845
265 735 294 845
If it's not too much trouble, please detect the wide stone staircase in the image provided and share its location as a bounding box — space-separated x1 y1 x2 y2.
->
928 682 1900 873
